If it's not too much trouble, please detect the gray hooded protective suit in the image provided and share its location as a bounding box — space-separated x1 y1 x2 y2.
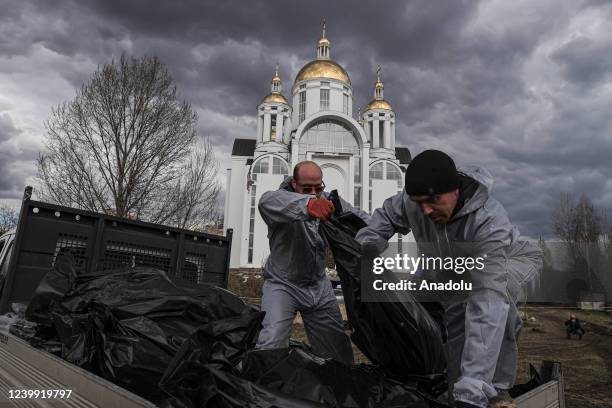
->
355 167 542 408
256 177 370 364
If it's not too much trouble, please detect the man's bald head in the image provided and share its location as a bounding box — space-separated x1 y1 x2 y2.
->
292 161 324 195
293 160 322 181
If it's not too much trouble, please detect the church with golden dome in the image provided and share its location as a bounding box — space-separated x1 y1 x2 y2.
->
224 23 412 267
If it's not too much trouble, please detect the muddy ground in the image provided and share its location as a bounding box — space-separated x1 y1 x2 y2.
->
291 307 612 407
517 307 612 408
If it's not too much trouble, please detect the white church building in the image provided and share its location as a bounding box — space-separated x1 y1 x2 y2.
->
224 25 413 268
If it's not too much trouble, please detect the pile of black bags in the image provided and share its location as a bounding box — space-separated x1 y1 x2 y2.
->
16 205 450 407
24 254 264 404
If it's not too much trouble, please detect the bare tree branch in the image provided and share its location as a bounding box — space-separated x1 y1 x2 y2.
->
551 192 610 299
36 54 219 228
0 204 18 235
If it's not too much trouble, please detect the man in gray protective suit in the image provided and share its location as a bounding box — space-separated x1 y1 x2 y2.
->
256 160 370 364
355 150 542 408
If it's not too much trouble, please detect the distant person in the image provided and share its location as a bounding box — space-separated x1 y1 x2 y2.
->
256 160 370 364
565 314 585 339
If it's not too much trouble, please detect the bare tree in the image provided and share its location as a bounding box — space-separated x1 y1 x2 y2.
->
551 193 609 299
140 139 220 229
0 203 18 235
552 193 605 255
37 54 219 228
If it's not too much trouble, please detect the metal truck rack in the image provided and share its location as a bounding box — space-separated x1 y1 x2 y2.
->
0 187 233 314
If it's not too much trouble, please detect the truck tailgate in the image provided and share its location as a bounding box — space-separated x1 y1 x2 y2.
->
515 380 563 408
515 360 565 408
0 332 156 408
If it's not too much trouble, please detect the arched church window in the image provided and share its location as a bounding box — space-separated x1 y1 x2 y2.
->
386 163 402 188
369 162 383 180
252 157 269 176
272 157 288 175
299 119 360 159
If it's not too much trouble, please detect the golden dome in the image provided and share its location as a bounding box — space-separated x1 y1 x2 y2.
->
295 59 351 85
262 93 288 105
366 99 392 110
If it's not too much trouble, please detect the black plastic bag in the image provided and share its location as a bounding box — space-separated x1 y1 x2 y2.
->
23 247 448 407
159 326 322 408
24 255 264 404
320 192 446 379
181 366 328 408
26 253 77 325
240 346 446 408
160 337 445 408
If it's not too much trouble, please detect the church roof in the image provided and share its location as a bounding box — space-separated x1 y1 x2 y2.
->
231 139 256 157
395 147 411 164
294 59 351 85
366 99 393 111
261 93 288 105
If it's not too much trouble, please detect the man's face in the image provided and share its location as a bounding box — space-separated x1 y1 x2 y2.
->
291 164 324 196
409 189 459 224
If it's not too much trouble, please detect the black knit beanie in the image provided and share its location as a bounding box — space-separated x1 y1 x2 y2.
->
404 150 460 196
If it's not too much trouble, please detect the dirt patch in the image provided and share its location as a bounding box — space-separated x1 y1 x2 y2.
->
227 269 263 302
517 307 612 408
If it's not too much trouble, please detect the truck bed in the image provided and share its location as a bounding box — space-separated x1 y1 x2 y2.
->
0 332 156 408
0 188 233 406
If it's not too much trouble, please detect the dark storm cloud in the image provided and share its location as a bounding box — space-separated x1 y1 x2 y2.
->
0 113 22 194
0 113 38 198
0 113 19 141
4 0 479 117
1 0 611 237
551 35 612 88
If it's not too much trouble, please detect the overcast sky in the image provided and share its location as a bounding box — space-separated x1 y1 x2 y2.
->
1 0 611 237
